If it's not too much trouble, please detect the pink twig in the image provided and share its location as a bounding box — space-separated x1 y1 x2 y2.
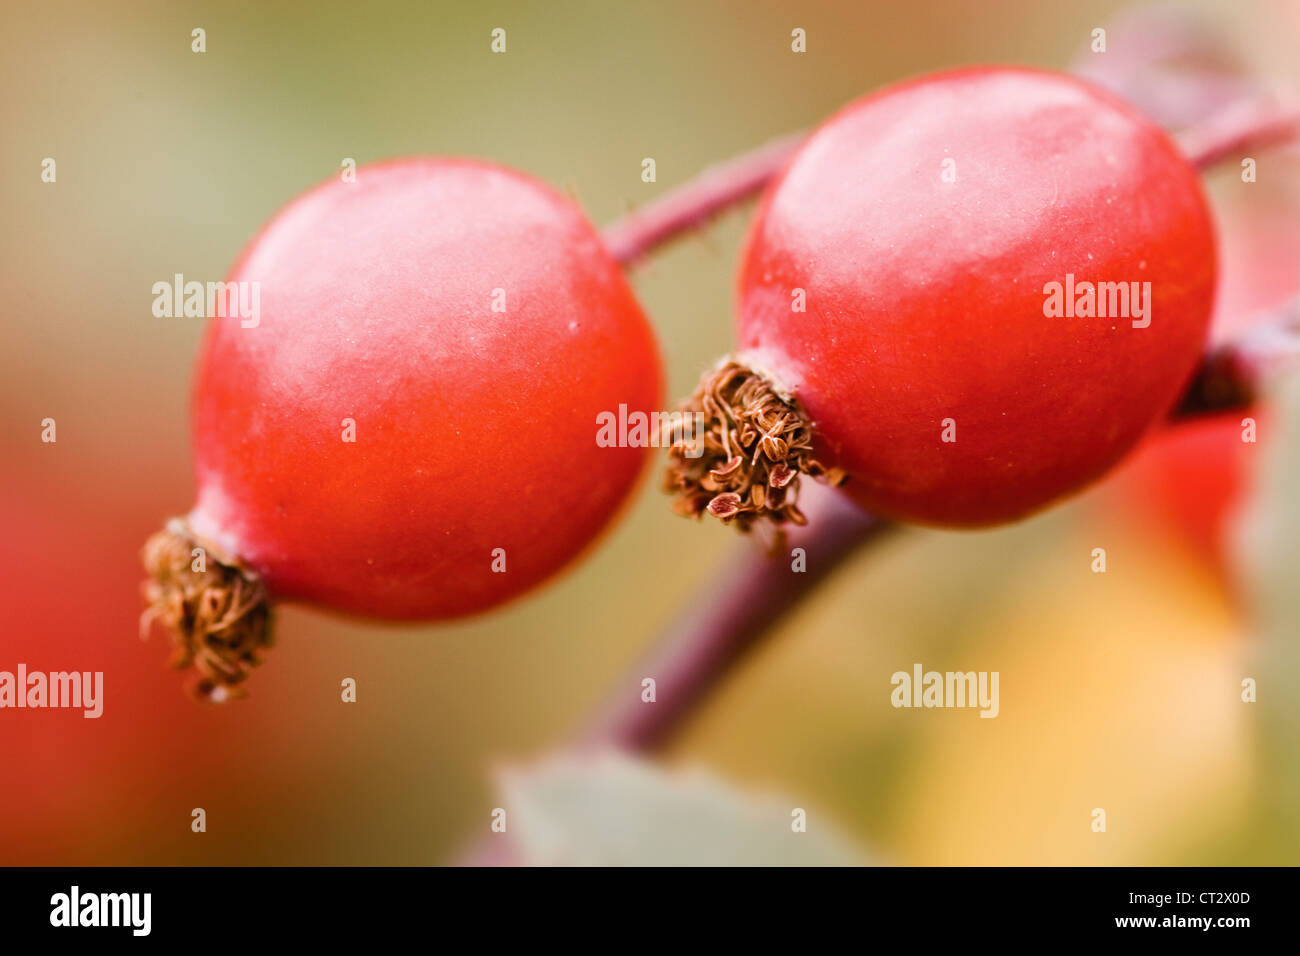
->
602 98 1300 268
602 133 803 266
1180 101 1300 171
574 484 890 751
1177 295 1300 416
458 484 887 865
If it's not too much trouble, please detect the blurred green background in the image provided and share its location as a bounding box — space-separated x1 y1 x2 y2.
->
2 0 1298 864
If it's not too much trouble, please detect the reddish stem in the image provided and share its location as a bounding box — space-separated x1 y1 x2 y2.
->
574 484 890 751
604 99 1300 266
602 133 803 266
1178 296 1300 416
459 485 887 865
1179 101 1300 171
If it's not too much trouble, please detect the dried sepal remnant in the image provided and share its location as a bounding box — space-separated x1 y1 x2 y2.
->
665 359 845 531
140 519 271 702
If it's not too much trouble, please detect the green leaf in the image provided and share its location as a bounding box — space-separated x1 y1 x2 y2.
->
496 752 869 866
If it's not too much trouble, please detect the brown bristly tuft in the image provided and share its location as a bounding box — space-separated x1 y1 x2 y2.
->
140 519 271 702
664 359 846 534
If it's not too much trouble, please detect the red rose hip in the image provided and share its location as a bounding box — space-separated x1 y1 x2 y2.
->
144 158 662 699
668 66 1217 528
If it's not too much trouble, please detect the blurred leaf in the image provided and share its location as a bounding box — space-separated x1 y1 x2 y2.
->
1070 3 1258 131
1235 373 1300 854
497 752 868 866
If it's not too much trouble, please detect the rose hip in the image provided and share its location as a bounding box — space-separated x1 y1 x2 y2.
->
668 66 1217 529
144 158 662 699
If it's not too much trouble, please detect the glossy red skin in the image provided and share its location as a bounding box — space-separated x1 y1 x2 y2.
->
190 159 661 619
739 67 1217 527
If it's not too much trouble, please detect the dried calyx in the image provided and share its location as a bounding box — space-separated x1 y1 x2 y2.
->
665 358 845 532
140 519 271 701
